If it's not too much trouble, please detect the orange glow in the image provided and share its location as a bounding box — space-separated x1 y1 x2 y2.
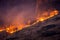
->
0 28 5 32
6 25 17 33
36 10 58 22
0 10 59 34
50 10 58 17
0 0 59 34
0 29 4 32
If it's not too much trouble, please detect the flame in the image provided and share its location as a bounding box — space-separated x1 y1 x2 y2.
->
0 28 5 32
6 25 17 33
0 10 58 34
36 10 58 22
0 0 59 34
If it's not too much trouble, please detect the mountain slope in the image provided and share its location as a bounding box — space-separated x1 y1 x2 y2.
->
6 14 60 40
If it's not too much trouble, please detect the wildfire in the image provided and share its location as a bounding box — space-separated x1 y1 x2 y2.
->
36 10 58 22
6 25 17 33
0 10 59 34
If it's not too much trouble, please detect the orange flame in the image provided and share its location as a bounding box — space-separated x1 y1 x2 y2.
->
0 10 59 34
36 10 58 22
0 28 5 32
0 0 59 34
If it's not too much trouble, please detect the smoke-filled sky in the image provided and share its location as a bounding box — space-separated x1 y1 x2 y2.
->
0 0 60 26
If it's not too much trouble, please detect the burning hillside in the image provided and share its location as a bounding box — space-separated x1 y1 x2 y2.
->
0 0 59 34
0 0 60 40
6 12 60 40
0 10 59 34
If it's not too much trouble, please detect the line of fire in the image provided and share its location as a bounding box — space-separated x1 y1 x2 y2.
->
0 0 59 34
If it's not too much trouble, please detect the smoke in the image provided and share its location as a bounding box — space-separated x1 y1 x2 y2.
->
0 0 36 26
0 0 57 27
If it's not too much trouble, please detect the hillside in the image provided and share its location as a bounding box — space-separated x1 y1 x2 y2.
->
6 14 60 40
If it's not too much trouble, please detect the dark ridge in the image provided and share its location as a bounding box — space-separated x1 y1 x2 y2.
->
42 24 56 30
6 38 14 40
24 37 32 40
41 31 60 37
53 17 60 21
6 37 20 40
